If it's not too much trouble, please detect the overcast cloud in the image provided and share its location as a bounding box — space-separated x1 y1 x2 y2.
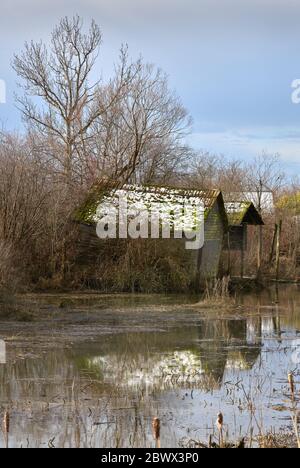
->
1 0 300 172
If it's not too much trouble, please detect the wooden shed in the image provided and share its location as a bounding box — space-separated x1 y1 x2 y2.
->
224 201 264 277
74 184 228 290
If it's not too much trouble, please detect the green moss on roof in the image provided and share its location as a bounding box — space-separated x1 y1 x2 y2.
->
75 183 223 225
73 184 111 224
225 201 263 226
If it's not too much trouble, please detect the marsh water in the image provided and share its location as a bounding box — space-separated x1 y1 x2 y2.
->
0 286 300 448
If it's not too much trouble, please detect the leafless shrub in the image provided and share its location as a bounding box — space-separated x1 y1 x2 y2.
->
0 241 19 294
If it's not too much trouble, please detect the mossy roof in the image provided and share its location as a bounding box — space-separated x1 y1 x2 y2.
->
225 201 264 226
75 183 225 225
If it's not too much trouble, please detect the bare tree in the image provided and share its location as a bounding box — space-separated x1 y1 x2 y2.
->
246 152 285 279
87 51 192 185
246 153 284 211
0 131 82 287
14 18 187 186
13 16 103 181
0 133 50 247
185 152 246 191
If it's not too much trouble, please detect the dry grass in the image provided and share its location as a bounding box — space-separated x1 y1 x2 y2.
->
192 277 236 309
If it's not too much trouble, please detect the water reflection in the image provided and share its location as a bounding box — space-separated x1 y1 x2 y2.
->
75 317 264 392
0 285 300 447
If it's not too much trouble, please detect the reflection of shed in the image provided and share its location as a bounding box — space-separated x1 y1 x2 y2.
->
72 316 263 393
224 202 264 277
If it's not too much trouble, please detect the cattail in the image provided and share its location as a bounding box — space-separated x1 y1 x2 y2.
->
288 373 295 399
152 417 161 448
216 413 224 448
152 417 160 440
216 412 223 431
3 411 9 449
3 411 9 434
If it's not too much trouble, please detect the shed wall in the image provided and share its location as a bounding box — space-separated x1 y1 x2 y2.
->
198 202 225 281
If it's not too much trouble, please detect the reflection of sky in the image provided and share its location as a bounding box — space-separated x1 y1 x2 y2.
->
82 316 276 391
1 1 300 173
0 285 300 447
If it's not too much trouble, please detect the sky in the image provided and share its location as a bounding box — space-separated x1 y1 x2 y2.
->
1 0 300 174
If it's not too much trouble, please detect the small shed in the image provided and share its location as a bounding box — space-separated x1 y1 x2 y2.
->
224 201 264 277
75 184 228 290
225 191 274 213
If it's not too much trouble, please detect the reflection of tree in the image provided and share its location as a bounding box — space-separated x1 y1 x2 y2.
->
0 350 91 448
0 350 77 402
197 317 263 383
197 321 229 386
238 285 300 333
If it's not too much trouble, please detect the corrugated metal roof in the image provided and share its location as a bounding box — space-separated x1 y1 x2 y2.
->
122 185 221 209
76 183 222 224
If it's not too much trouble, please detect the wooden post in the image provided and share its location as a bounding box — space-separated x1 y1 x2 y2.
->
269 223 278 263
240 225 246 279
257 224 263 281
227 232 231 276
240 241 244 279
256 184 263 281
275 220 282 281
195 246 203 292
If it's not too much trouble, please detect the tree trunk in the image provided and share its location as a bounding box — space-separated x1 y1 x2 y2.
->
269 223 278 263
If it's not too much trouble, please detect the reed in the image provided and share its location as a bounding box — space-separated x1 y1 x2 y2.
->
288 373 295 400
216 412 224 448
202 277 233 306
2 411 9 449
152 417 161 449
288 373 300 448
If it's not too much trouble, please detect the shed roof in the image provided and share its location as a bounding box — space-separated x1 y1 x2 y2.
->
225 201 264 226
224 191 274 212
75 183 226 226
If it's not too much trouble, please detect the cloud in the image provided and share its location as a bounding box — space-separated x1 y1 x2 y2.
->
1 0 300 172
189 125 300 168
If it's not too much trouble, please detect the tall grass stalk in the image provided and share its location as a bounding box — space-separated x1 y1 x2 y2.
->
287 373 300 448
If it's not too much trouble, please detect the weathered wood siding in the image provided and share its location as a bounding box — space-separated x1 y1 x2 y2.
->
198 201 225 280
225 225 247 251
76 223 102 264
